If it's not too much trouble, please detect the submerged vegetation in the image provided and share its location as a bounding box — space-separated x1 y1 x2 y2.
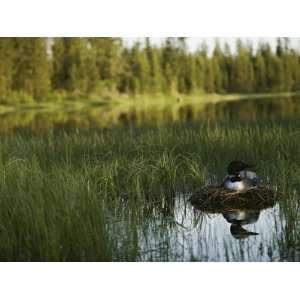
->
1 37 300 104
0 118 300 261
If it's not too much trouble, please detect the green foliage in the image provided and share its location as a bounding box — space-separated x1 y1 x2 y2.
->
145 38 162 93
51 37 96 94
231 40 255 93
1 120 300 260
13 38 49 100
1 37 300 103
88 37 122 93
0 38 15 101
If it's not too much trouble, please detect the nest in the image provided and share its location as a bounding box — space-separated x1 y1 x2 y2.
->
189 186 277 213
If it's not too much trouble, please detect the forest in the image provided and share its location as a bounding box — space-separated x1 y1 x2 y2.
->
0 37 300 104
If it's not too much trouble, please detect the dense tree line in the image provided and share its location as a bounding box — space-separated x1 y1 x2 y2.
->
0 37 300 103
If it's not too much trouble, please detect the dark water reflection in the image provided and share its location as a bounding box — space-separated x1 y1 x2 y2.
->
223 210 260 239
202 96 300 121
2 96 300 129
136 195 289 262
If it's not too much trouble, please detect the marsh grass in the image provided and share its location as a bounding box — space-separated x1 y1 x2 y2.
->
0 119 300 261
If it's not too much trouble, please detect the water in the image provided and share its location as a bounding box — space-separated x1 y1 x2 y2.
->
2 95 300 129
2 94 300 261
136 195 285 262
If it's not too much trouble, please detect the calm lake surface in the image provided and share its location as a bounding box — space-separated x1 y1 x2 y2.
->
1 95 300 261
2 95 300 129
137 195 288 262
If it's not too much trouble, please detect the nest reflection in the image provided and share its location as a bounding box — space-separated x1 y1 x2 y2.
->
223 210 260 239
189 186 278 240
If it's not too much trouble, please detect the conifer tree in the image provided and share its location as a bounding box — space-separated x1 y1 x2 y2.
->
211 40 224 93
117 42 150 95
145 38 162 94
83 42 99 94
89 38 122 92
13 38 49 100
0 38 14 101
177 38 194 93
136 45 151 94
232 40 254 93
261 43 284 92
254 48 267 92
52 37 98 95
223 43 233 92
1 37 300 103
161 38 178 94
290 50 300 90
194 46 207 92
117 47 132 94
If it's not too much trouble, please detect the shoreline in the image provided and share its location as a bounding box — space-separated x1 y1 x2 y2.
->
0 91 299 115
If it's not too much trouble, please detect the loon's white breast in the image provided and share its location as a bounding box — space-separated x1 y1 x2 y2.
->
223 178 246 191
223 171 259 191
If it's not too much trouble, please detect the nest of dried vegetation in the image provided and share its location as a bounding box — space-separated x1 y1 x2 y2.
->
189 186 277 213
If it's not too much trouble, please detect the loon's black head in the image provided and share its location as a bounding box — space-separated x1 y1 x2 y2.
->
227 160 255 175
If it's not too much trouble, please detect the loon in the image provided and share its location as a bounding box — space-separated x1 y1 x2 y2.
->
223 160 260 191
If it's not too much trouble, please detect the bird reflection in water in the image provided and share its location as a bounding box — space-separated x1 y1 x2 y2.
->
222 210 260 239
